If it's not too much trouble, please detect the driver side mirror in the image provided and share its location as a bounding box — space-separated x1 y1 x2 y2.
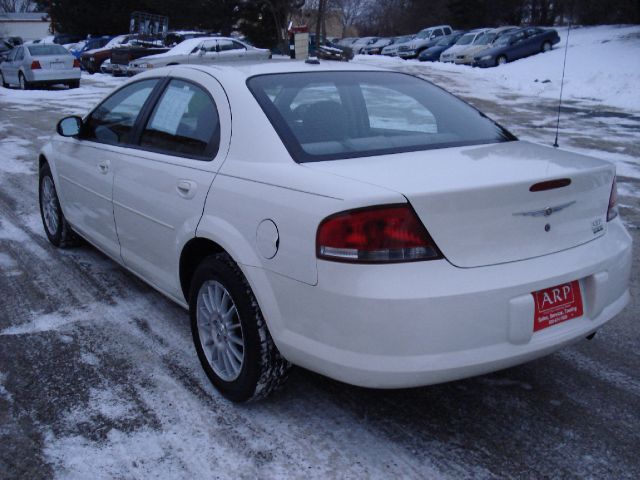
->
56 116 82 137
198 47 206 56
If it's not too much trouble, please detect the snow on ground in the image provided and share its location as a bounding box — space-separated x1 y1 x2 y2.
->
355 25 640 112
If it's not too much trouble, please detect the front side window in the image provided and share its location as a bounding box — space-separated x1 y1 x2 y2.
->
248 71 514 163
140 79 220 158
83 79 158 144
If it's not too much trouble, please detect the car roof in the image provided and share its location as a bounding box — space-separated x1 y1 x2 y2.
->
185 60 387 79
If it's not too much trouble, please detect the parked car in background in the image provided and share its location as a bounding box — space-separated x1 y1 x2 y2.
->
309 36 353 61
25 35 55 45
363 37 394 55
337 37 357 47
398 25 453 59
454 26 518 64
418 31 465 61
381 35 414 56
0 43 80 89
99 58 114 74
440 28 490 62
127 37 270 75
350 37 379 54
80 34 134 73
472 27 561 67
41 63 630 402
53 33 83 45
69 36 112 60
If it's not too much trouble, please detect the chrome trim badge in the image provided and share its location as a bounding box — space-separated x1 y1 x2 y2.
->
513 201 576 217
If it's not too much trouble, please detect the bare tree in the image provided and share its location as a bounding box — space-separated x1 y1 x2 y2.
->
329 0 366 36
0 0 37 13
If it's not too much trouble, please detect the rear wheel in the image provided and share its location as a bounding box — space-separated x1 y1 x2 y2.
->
67 80 80 89
39 163 81 248
496 55 507 66
18 72 30 90
542 41 552 52
189 253 291 402
0 71 8 88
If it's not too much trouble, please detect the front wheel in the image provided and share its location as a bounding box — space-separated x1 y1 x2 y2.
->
189 253 291 402
542 41 552 52
39 164 81 247
67 80 80 89
496 55 507 66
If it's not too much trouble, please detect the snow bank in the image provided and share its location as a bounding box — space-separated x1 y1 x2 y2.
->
356 25 640 112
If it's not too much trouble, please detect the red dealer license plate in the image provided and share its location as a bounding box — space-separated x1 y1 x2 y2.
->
532 281 584 332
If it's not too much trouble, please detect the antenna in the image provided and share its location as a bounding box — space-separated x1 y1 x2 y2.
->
553 22 572 148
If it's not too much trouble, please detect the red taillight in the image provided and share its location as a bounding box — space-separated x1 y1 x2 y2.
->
316 204 442 263
607 177 618 222
30 60 41 69
73 59 81 68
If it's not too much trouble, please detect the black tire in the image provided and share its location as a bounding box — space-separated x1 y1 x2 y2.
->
542 41 552 52
68 80 80 89
496 55 508 66
189 253 291 402
18 72 30 90
0 71 8 88
39 163 81 248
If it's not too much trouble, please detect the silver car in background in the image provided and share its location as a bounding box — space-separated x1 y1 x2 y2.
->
454 26 518 65
0 44 80 89
440 28 490 62
128 37 271 75
381 35 414 56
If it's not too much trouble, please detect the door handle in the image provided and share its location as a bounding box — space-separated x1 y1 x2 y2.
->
98 160 110 174
176 179 197 199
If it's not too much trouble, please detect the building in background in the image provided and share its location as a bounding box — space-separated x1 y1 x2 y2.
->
0 12 50 41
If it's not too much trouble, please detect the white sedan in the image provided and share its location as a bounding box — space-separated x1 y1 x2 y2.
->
38 62 631 402
127 37 271 75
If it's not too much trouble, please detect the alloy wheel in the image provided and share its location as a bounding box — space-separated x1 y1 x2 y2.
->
41 176 60 235
196 280 244 382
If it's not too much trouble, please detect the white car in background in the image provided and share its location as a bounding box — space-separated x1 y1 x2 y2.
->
128 37 271 75
440 28 490 62
381 35 414 56
38 62 631 402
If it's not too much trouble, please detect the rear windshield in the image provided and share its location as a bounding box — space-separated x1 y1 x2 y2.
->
28 45 68 56
247 71 515 163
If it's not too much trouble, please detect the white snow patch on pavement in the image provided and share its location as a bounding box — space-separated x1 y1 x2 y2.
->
0 137 36 174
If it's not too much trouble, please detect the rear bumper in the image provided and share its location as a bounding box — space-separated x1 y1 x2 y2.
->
26 68 80 83
248 218 632 388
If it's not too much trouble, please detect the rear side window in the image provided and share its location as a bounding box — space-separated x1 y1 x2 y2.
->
218 40 245 51
247 71 515 163
84 79 159 144
140 79 220 159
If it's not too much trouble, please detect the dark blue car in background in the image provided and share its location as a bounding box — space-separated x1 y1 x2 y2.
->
472 27 560 67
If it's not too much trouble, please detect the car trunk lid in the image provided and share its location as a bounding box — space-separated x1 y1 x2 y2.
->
37 54 74 70
305 141 615 268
